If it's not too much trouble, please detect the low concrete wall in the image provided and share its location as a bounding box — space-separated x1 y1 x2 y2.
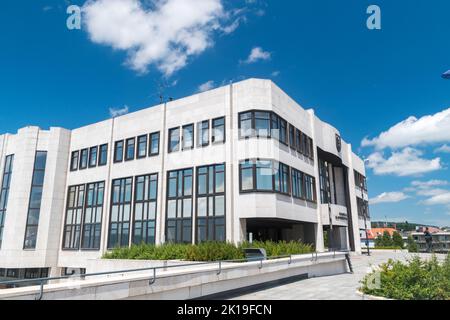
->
85 259 201 274
0 252 349 300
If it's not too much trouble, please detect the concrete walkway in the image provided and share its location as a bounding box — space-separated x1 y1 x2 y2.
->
218 251 445 300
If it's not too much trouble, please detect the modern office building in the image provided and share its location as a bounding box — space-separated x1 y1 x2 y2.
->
0 79 369 279
411 232 450 253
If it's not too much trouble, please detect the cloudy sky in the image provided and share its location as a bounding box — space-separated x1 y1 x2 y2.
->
0 0 449 226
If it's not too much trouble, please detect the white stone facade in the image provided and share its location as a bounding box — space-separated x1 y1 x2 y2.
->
0 79 369 275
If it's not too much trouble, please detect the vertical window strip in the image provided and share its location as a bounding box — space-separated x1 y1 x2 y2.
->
149 132 160 156
132 173 158 245
0 155 14 248
81 182 104 249
62 185 85 249
166 168 193 244
108 177 133 249
23 151 47 249
196 164 225 243
212 117 225 144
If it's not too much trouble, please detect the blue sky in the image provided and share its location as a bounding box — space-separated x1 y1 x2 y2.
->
0 0 449 226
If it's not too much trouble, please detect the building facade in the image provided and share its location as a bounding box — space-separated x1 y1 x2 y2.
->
411 232 450 253
0 79 369 279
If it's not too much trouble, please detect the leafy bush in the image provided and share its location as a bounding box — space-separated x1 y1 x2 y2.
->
360 254 450 300
372 246 404 250
407 236 418 253
103 241 313 261
392 232 404 248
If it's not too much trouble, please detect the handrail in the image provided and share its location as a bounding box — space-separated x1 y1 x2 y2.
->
0 251 347 300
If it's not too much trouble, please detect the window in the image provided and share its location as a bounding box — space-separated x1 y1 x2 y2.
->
197 120 209 147
89 146 98 168
0 155 14 248
108 177 132 248
62 185 85 250
308 137 314 160
114 140 124 163
79 149 88 170
137 135 147 159
270 113 279 140
255 111 271 138
81 182 104 249
125 138 135 161
304 174 316 202
166 168 193 243
256 160 273 191
357 197 369 219
133 174 158 245
196 164 225 243
296 129 302 154
319 159 330 204
149 132 160 156
238 112 253 138
24 151 47 249
212 117 225 144
239 160 254 192
279 118 288 145
168 127 180 153
98 144 108 166
273 162 290 195
182 124 194 150
354 171 367 191
70 151 79 171
289 124 296 150
291 168 304 199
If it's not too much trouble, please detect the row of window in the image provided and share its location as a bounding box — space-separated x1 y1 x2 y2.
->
114 132 160 163
168 117 225 153
356 197 370 219
239 159 317 202
0 155 14 249
70 144 108 171
238 110 315 160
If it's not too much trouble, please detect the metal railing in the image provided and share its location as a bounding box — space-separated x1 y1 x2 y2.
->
0 250 347 300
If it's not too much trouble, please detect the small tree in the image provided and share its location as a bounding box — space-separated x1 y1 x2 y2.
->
381 231 393 247
392 231 404 248
407 236 418 253
375 235 383 247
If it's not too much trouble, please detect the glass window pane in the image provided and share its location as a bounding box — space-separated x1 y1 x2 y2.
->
198 197 207 217
256 161 273 191
215 196 225 216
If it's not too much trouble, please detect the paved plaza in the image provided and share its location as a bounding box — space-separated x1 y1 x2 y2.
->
217 251 446 300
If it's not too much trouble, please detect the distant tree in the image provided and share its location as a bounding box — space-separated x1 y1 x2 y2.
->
381 231 394 247
407 236 418 253
375 235 383 247
392 231 404 248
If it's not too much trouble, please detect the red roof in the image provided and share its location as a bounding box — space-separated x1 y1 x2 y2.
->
364 228 397 240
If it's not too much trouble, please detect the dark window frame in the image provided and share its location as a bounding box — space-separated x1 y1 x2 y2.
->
107 177 133 249
197 120 210 147
211 116 226 144
132 173 158 245
23 151 47 250
98 144 108 166
136 135 148 159
238 110 288 146
125 137 136 161
165 168 193 244
0 155 14 249
62 184 85 250
168 127 180 153
88 146 98 168
182 123 195 151
289 124 296 150
70 151 79 171
79 148 88 170
195 163 226 243
114 140 124 163
149 131 160 156
81 181 105 250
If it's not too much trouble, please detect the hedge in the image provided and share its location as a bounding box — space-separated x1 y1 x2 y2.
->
360 254 450 300
103 241 314 261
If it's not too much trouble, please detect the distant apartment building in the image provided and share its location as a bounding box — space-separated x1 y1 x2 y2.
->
0 79 369 280
411 231 450 253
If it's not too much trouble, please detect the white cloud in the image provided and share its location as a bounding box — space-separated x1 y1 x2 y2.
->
366 147 441 176
422 192 450 205
435 144 450 153
416 188 449 197
242 47 271 64
411 180 449 188
361 108 450 150
82 0 230 76
109 105 129 117
271 70 280 77
43 6 53 12
198 80 215 92
370 192 410 205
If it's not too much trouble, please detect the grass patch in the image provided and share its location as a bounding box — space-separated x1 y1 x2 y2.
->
103 241 314 262
360 254 450 300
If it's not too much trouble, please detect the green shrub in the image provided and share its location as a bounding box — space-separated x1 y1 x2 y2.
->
360 254 450 300
407 236 418 253
103 240 313 261
372 246 403 250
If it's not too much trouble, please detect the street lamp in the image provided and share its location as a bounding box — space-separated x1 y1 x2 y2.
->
361 181 370 256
